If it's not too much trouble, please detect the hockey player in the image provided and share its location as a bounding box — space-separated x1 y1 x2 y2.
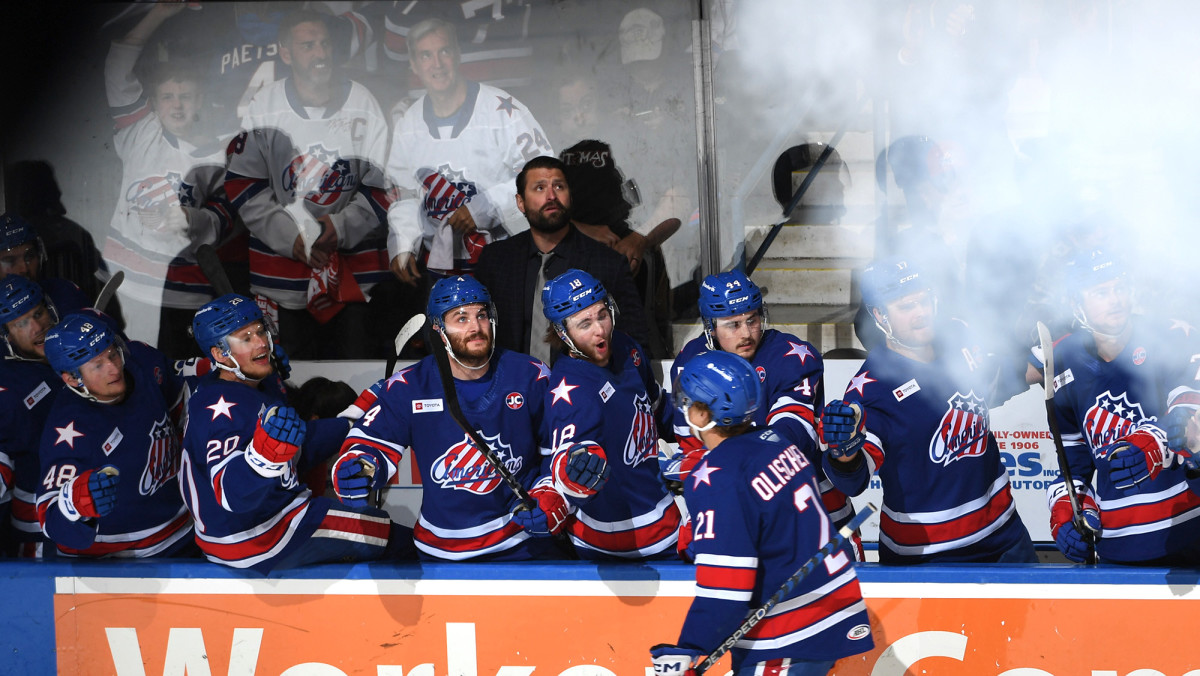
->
666 270 856 534
225 10 391 359
540 268 680 560
102 2 234 353
819 257 1036 564
651 351 872 676
0 275 62 556
1041 250 1200 564
36 313 194 558
180 294 413 572
385 17 552 285
331 275 564 560
0 213 89 317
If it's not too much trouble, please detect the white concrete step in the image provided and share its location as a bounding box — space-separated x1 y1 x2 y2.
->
752 265 853 306
746 223 875 261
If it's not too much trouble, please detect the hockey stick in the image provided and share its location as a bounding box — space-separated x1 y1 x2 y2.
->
426 323 534 510
94 270 124 315
386 313 426 378
1036 321 1098 564
695 503 876 676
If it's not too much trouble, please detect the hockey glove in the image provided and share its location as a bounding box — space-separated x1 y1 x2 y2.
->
246 406 306 477
1105 429 1166 491
820 400 866 460
553 442 611 499
649 644 704 676
1050 491 1101 564
1166 407 1200 470
332 449 387 507
659 447 685 496
60 466 120 521
511 485 570 537
676 517 694 563
271 343 292 382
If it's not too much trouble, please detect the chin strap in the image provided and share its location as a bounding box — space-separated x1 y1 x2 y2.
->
1073 305 1129 342
437 325 494 372
212 333 272 384
685 406 718 439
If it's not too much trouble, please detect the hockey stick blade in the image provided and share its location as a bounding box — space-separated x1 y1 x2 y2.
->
195 244 234 296
94 270 124 315
696 503 876 675
426 323 534 509
386 313 426 377
1037 321 1097 563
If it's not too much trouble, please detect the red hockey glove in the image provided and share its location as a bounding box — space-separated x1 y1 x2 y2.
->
552 442 610 499
511 485 570 537
1106 429 1166 491
1049 491 1100 564
61 466 120 521
247 406 306 477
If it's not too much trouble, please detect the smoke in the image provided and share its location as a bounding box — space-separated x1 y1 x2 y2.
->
720 0 1200 327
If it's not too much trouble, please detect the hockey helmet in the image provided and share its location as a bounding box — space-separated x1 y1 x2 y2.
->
0 212 37 252
45 312 117 379
860 257 931 310
699 269 762 321
674 350 762 427
541 268 613 329
192 294 264 356
428 275 495 330
0 274 44 331
1065 249 1127 297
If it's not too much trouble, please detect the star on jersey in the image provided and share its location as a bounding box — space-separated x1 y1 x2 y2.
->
691 460 720 489
784 341 814 364
207 396 236 421
847 371 877 397
1170 319 1195 337
389 366 416 389
551 378 578 406
532 361 552 381
55 421 84 449
495 95 517 116
436 164 466 184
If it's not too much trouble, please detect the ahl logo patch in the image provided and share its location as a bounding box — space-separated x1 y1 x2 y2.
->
1083 390 1146 453
928 391 990 467
431 431 521 494
505 392 524 410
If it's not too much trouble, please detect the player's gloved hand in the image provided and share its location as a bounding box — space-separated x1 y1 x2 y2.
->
61 466 120 521
1166 407 1199 468
271 342 291 381
1050 491 1100 563
1105 430 1166 491
246 406 306 477
659 446 685 496
649 644 704 676
676 517 694 563
332 449 387 507
820 400 866 460
511 485 570 537
553 442 611 499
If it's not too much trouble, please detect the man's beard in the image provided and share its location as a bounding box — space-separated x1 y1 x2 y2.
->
448 328 492 366
527 203 571 233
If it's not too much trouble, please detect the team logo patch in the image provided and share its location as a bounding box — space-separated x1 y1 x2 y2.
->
631 349 641 367
848 624 871 640
431 431 521 494
505 392 524 410
1132 347 1147 365
928 391 990 467
140 414 181 496
413 399 444 413
599 381 616 403
102 428 124 456
893 378 920 402
755 365 767 382
23 381 51 410
282 143 357 206
1084 391 1146 454
420 165 478 221
623 393 657 467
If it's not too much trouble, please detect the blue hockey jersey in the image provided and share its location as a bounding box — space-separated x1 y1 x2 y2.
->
678 428 872 667
1047 317 1200 564
545 331 680 559
36 342 192 558
0 357 63 554
180 372 356 572
672 330 855 528
340 349 554 561
823 326 1032 564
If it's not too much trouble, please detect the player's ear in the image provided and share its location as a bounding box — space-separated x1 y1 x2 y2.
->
59 372 76 387
688 404 712 428
279 43 293 67
870 306 887 326
210 345 229 365
515 192 526 214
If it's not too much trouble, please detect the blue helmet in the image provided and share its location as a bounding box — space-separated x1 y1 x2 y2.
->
0 212 37 252
45 312 117 379
1065 249 1126 297
192 294 263 356
0 274 44 330
428 275 494 330
674 351 763 427
860 257 931 309
541 269 611 327
699 269 762 320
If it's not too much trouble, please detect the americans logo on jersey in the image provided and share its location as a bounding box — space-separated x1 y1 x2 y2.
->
1084 390 1147 452
623 392 657 468
430 431 520 494
139 414 181 496
282 143 357 206
928 391 989 467
419 166 478 221
125 171 184 210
